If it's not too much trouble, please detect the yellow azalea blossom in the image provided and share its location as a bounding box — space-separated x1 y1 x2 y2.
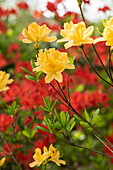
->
22 22 57 43
33 48 75 83
29 145 66 168
94 17 113 46
0 157 6 166
29 147 50 168
48 144 66 166
0 71 13 92
57 21 94 49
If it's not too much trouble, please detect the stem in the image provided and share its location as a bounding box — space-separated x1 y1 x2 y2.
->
62 132 113 159
39 79 113 149
56 80 69 103
67 70 71 102
108 47 113 80
82 48 113 87
78 4 87 27
0 132 22 170
92 44 112 81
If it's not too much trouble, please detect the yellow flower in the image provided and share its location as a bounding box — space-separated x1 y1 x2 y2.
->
29 147 50 168
0 157 6 167
33 48 75 83
29 145 66 168
94 17 113 46
0 71 13 92
48 144 66 166
22 22 57 43
57 21 94 49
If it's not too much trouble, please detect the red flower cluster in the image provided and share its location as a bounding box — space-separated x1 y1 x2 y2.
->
94 41 108 66
0 21 7 35
0 6 17 17
83 0 90 4
104 132 113 163
17 2 29 10
61 90 109 113
0 113 13 132
98 6 110 12
7 43 21 64
46 2 57 12
0 53 7 68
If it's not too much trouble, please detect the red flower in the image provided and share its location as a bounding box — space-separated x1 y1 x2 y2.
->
46 2 57 12
17 2 29 10
0 113 13 132
83 0 90 4
0 53 7 68
104 132 113 163
55 0 63 3
32 10 43 20
8 43 20 54
0 21 7 34
3 82 21 102
98 6 110 12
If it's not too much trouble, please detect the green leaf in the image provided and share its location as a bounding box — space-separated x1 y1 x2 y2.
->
69 121 76 132
91 109 100 125
21 67 35 77
74 115 82 121
25 75 36 81
22 130 30 138
67 117 75 127
54 109 61 123
60 111 66 127
84 109 90 122
30 59 36 69
31 126 37 138
36 71 43 82
51 99 57 111
37 125 50 132
52 121 59 131
76 84 84 92
40 105 49 112
80 121 89 128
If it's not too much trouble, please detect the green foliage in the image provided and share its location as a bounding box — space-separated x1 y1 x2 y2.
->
6 101 17 116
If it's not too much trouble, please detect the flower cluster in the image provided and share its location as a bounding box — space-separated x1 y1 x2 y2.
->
22 22 57 43
33 48 75 83
29 144 66 167
57 21 94 49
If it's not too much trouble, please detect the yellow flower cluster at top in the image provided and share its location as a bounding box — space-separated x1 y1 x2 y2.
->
94 17 113 47
22 18 113 83
0 71 13 92
29 144 66 168
33 48 75 83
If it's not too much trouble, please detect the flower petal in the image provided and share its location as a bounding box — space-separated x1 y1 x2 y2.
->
94 37 105 44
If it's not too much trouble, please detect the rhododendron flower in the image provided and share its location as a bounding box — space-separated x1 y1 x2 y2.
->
0 158 6 166
0 71 13 91
29 147 49 167
29 144 66 168
46 2 57 12
98 6 110 12
22 22 57 43
48 144 66 166
57 21 94 49
94 17 113 46
33 48 75 83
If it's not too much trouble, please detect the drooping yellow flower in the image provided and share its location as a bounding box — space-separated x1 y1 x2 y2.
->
0 157 6 167
57 21 94 49
0 71 13 92
29 147 50 168
29 145 66 168
33 48 75 83
94 17 113 46
22 22 57 43
48 144 66 166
